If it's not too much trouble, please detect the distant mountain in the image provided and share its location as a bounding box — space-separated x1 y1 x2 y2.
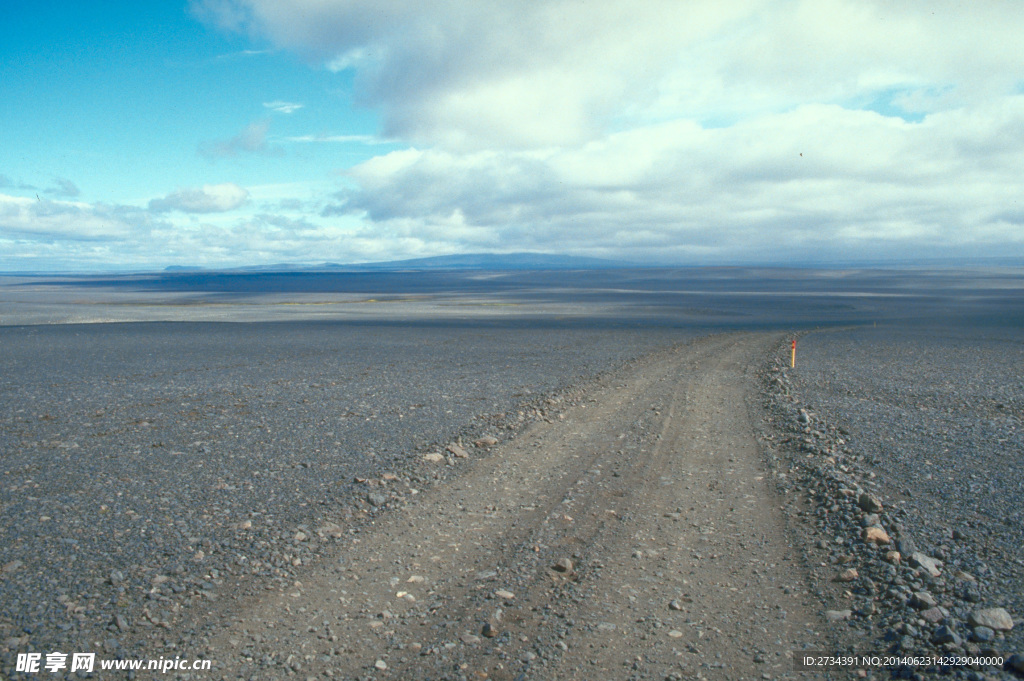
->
347 253 629 270
218 253 631 273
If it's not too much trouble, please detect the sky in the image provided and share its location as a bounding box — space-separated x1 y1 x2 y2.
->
2 1 1024 272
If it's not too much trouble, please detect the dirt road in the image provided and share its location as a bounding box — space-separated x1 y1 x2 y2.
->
199 332 829 680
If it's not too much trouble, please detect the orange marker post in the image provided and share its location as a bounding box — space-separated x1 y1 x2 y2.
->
791 339 797 368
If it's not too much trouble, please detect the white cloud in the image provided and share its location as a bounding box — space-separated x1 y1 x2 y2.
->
263 100 304 114
149 183 250 213
193 0 1024 150
0 194 149 241
199 120 282 158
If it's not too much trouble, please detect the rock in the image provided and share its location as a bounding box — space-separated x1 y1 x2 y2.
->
1006 653 1024 674
423 452 444 463
2 560 23 574
367 493 387 507
909 552 942 577
316 522 344 538
293 530 308 542
495 590 515 600
920 607 946 624
113 614 129 631
374 660 387 671
909 592 937 610
835 568 859 583
862 527 890 545
669 600 684 611
481 622 498 638
447 443 469 458
972 626 995 643
884 550 902 564
552 558 573 573
861 513 880 527
109 570 125 586
474 436 499 448
858 493 884 513
797 409 811 425
968 608 1014 631
668 630 684 638
461 633 481 645
932 625 961 646
825 609 852 622
896 536 918 556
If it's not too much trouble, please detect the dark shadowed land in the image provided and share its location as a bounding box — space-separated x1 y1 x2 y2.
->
1 267 1023 680
3 266 1024 328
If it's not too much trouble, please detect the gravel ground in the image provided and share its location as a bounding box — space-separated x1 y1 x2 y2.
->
0 321 687 678
758 324 1024 679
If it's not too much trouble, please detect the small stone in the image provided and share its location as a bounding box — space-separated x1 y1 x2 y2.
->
238 519 252 530
669 599 684 611
909 592 937 610
461 633 481 645
968 608 1014 631
858 493 884 513
482 622 498 638
374 660 387 671
1006 653 1024 674
835 568 859 583
474 436 499 448
495 590 515 600
861 513 880 527
423 452 444 463
909 552 942 577
884 550 902 564
2 560 23 574
193 550 205 562
668 630 684 638
367 493 387 507
972 626 995 643
825 609 852 622
113 614 129 631
316 522 344 538
294 530 308 542
552 558 573 573
109 570 125 586
862 527 890 545
447 443 469 458
920 607 946 624
407 575 425 583
896 536 918 555
932 625 961 646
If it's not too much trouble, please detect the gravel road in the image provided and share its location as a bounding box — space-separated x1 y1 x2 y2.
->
189 332 829 681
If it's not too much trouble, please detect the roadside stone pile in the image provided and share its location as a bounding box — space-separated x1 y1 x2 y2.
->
758 337 1023 680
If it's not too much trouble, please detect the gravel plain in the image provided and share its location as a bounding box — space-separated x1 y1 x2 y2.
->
0 321 686 678
758 325 1024 679
2 268 1024 680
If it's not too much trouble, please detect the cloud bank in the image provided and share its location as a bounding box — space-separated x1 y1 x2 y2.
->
180 0 1024 265
7 1 1024 270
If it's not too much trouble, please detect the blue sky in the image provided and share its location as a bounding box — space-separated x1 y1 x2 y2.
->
3 1 1024 271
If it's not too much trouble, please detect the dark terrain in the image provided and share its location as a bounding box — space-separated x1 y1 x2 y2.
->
1 267 1022 679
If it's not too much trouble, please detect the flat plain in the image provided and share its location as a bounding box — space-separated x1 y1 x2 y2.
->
1 267 1023 680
